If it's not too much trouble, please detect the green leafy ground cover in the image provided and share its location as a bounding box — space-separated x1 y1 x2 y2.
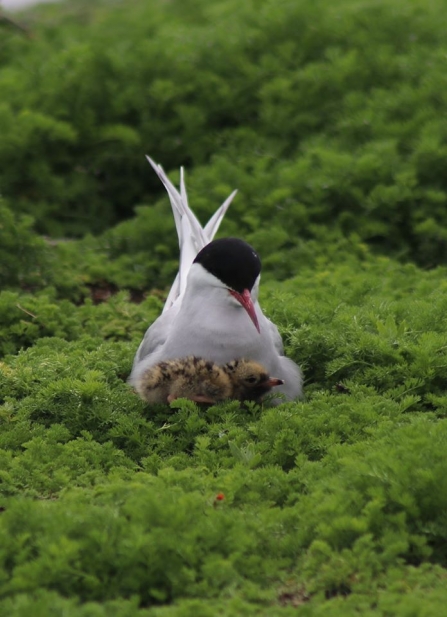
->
2 0 447 614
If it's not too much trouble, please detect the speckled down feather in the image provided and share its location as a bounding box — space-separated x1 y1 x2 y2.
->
134 356 283 405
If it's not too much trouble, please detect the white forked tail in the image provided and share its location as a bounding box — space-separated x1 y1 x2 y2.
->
146 156 237 312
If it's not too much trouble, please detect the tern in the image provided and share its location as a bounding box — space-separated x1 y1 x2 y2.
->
129 157 303 402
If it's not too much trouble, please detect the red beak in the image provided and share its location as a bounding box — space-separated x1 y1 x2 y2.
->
229 288 260 333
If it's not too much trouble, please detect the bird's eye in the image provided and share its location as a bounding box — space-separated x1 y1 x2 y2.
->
245 376 258 384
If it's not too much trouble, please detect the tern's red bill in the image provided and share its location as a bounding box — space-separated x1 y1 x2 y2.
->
229 289 260 333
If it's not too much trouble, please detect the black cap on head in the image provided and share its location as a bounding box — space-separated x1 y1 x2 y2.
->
193 238 261 293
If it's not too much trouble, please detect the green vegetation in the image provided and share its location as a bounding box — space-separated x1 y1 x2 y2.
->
2 0 447 267
2 0 447 614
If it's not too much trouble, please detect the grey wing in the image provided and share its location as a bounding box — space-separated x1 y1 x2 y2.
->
264 316 303 401
132 305 178 369
266 317 285 355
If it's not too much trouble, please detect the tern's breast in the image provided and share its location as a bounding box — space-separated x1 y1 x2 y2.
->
165 302 265 365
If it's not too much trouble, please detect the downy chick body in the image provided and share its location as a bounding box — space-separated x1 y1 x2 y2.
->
134 356 283 405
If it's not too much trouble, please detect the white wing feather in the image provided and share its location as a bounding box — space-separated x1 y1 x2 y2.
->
204 189 238 239
145 156 237 312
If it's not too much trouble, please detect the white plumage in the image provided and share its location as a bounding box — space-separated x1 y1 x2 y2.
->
129 157 302 403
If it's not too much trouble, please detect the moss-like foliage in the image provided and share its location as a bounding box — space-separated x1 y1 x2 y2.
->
2 0 447 614
1 0 447 268
2 246 447 614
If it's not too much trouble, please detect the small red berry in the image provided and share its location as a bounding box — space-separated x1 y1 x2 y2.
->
215 492 225 501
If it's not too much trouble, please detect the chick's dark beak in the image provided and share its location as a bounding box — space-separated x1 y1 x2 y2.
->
229 288 260 333
266 378 284 388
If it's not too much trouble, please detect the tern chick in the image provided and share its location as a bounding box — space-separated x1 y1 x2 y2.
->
134 356 284 405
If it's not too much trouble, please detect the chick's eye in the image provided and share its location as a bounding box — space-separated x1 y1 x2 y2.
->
245 376 258 384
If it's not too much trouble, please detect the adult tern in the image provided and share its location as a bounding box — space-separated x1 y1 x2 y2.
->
129 157 303 402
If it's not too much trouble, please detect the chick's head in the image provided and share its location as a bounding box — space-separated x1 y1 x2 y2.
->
224 359 284 401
